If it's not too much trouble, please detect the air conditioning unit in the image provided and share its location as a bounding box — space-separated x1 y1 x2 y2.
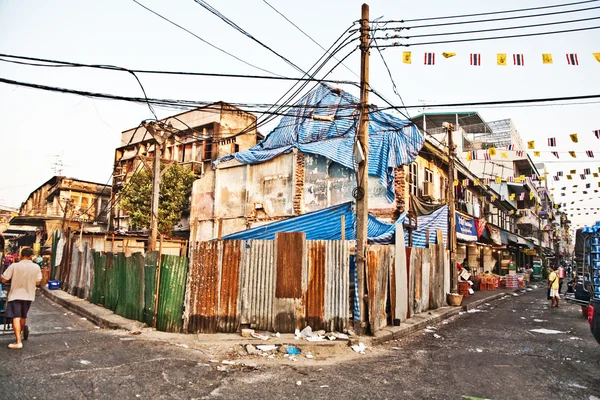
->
423 181 434 198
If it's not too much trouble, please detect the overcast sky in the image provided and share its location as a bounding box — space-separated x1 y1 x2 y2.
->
0 0 599 228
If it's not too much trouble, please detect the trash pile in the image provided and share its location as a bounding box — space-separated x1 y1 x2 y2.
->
293 326 351 342
240 326 352 342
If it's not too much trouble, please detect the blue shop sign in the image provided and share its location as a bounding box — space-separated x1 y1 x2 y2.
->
456 213 477 242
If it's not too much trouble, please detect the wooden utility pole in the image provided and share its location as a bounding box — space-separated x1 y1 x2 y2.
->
355 3 370 333
445 122 458 293
143 121 174 251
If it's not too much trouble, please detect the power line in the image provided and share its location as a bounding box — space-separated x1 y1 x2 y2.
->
377 0 599 23
373 25 600 48
376 15 600 40
3 75 600 113
372 3 600 30
131 0 282 77
261 0 359 79
0 53 359 86
191 0 305 74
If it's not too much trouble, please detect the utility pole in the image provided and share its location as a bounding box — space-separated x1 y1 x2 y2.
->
355 3 370 334
143 121 175 251
444 122 458 294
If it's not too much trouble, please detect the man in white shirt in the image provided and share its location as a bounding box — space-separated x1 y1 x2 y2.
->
1 247 42 349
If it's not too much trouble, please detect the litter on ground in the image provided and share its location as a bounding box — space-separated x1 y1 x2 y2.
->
256 345 277 352
530 328 564 334
351 342 367 354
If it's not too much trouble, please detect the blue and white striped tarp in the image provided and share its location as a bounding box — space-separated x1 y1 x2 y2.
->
221 201 447 247
406 205 448 248
221 201 401 243
215 84 424 201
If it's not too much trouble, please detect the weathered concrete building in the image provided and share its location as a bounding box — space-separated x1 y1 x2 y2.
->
111 103 262 233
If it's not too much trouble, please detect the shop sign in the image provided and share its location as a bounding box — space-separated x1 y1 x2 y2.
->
456 213 477 242
524 249 537 255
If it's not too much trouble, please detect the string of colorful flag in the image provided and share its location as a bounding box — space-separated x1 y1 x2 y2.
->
402 52 600 66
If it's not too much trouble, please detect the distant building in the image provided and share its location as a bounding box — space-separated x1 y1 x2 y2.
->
8 176 111 248
111 102 262 234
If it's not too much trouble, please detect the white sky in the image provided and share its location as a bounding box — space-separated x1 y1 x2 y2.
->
0 0 599 229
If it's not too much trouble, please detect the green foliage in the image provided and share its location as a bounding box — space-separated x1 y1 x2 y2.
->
120 164 196 236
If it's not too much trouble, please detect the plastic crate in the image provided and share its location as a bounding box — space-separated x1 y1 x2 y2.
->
48 280 60 290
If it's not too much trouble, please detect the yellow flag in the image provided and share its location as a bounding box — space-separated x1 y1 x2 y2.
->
542 53 553 64
501 151 508 159
510 193 516 200
570 169 576 174
594 172 599 178
514 176 522 183
569 151 577 158
540 176 546 181
474 178 480 185
520 175 525 181
488 147 497 156
497 53 507 66
527 141 535 149
567 175 572 180
593 52 600 62
453 179 459 186
403 52 412 64
533 151 540 157
491 195 497 201
466 152 472 161
495 176 502 184
442 52 456 58
570 133 578 143
530 191 535 200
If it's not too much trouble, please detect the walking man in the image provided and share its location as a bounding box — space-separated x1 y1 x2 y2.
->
548 266 560 308
1 247 42 349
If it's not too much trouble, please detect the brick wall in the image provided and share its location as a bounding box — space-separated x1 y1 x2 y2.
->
293 150 305 215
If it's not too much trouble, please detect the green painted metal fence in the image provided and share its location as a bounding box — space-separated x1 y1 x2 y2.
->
156 254 189 333
83 251 186 332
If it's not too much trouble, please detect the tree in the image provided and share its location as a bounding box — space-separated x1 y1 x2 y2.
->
120 164 196 235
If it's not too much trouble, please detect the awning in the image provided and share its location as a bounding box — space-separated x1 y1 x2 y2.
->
507 183 527 193
508 233 519 243
487 225 502 246
500 230 508 245
456 212 477 242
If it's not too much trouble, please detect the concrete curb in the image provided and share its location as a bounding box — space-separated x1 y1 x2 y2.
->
41 287 146 331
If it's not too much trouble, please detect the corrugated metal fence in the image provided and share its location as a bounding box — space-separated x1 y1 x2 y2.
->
366 229 449 333
184 232 350 334
52 233 188 332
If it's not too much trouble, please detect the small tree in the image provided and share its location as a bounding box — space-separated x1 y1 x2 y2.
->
120 164 196 235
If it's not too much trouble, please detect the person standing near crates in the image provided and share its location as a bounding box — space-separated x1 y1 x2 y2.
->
0 247 42 349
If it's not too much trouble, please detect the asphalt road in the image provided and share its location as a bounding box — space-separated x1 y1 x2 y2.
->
0 287 598 400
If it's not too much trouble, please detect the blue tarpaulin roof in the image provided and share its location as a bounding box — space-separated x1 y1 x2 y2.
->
221 201 448 248
215 84 424 201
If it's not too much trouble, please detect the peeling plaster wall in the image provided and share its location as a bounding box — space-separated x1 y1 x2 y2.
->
246 153 295 220
303 154 393 215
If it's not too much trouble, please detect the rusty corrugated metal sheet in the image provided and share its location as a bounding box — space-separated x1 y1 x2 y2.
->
67 242 79 296
240 240 275 331
185 241 220 333
274 232 306 333
367 245 389 333
324 240 349 332
217 240 241 333
306 240 325 331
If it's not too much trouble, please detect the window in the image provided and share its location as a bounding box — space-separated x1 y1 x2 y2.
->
409 163 418 196
465 190 472 204
424 168 433 183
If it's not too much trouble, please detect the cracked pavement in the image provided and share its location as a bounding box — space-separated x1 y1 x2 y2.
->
1 287 599 399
